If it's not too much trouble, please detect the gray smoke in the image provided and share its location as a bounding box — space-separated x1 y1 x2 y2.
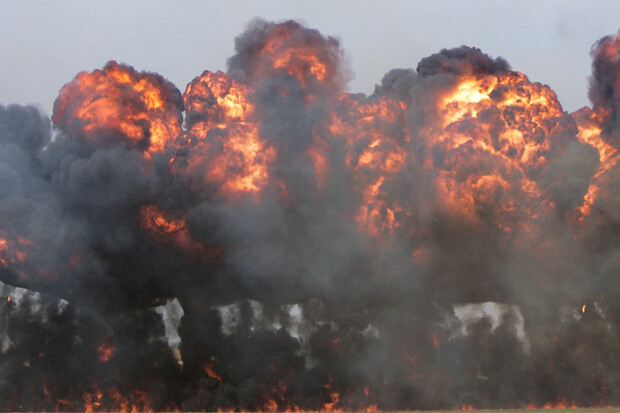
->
0 18 619 411
589 31 620 146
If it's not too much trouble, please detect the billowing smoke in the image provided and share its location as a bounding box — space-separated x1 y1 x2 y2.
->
589 34 620 145
1 19 620 411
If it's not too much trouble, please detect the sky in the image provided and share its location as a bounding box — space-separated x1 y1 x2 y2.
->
1 0 619 116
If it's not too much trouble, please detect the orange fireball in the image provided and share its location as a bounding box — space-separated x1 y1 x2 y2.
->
183 71 276 201
52 61 183 153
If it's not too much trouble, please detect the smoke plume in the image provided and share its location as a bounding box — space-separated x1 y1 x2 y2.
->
1 19 620 411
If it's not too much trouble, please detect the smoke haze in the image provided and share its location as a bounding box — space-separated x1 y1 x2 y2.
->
0 18 620 411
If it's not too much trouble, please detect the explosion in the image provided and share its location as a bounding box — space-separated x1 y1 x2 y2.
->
52 61 183 153
1 19 620 411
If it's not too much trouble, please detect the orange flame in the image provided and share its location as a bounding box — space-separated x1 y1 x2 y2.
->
0 234 31 269
329 94 409 238
203 363 222 383
526 399 578 409
6 21 620 413
53 61 182 153
249 20 342 91
96 341 116 363
139 204 208 258
184 71 276 201
83 386 153 413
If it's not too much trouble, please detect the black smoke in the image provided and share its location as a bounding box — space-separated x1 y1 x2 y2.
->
0 19 619 411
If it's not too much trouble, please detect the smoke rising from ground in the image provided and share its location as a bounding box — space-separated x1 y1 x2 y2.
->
0 19 620 411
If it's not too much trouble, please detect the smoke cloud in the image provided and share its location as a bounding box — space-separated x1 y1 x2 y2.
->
0 19 620 411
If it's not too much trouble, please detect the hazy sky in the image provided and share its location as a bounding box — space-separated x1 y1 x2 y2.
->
1 0 619 116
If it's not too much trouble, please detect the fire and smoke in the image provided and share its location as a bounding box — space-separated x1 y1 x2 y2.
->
1 18 620 411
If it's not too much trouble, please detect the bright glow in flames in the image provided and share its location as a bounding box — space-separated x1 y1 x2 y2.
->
3 20 620 413
184 71 276 200
52 61 182 154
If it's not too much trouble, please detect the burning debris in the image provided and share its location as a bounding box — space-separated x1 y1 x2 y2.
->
1 18 620 411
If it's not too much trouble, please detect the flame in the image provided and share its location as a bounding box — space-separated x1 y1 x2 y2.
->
526 399 579 409
248 20 341 90
52 61 182 153
264 398 279 412
0 233 31 268
184 70 254 130
96 341 116 363
139 204 207 257
83 388 103 413
329 94 409 238
203 363 222 383
194 124 274 198
7 20 620 413
327 67 569 241
0 237 8 268
184 71 276 201
307 136 329 190
573 34 620 221
412 70 570 240
83 386 153 413
434 72 562 175
323 391 341 412
572 107 615 218
139 204 185 238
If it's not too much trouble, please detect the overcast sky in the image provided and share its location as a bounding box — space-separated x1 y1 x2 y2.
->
1 0 619 116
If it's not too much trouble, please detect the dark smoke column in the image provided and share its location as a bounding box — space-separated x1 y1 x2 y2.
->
589 32 620 145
